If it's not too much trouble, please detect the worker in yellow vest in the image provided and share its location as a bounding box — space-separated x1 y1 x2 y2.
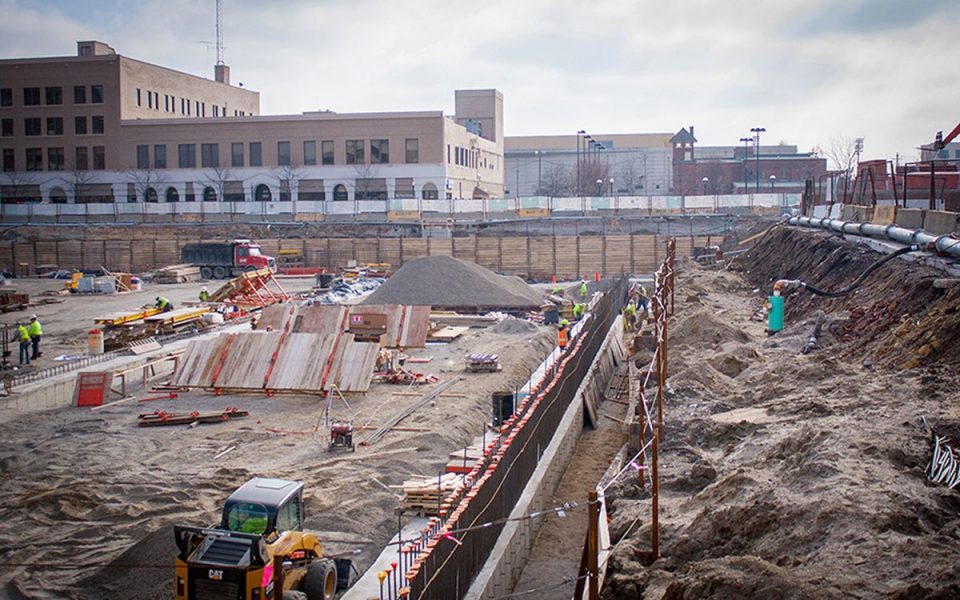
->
579 280 588 300
558 318 569 349
15 321 31 365
155 296 174 312
199 287 210 302
28 314 42 359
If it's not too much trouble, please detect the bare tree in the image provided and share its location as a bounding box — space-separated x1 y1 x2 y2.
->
59 161 96 203
275 163 303 202
823 136 859 203
204 165 234 203
0 170 37 204
352 163 384 199
577 160 610 196
539 164 573 197
123 166 166 203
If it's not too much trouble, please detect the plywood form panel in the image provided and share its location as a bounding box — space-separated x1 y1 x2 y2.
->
305 239 330 268
476 238 500 272
500 238 528 275
217 332 276 389
399 305 431 347
269 333 335 391
0 243 13 269
131 242 155 272
402 238 428 263
528 237 554 280
58 240 82 269
35 241 58 267
451 237 477 263
296 305 347 334
604 235 631 275
328 239 355 269
578 236 604 276
329 338 378 392
258 304 295 332
104 241 132 271
353 304 430 348
153 240 179 268
171 334 233 388
379 238 401 267
81 241 105 270
427 238 453 257
554 237 579 279
355 240 380 265
14 243 35 268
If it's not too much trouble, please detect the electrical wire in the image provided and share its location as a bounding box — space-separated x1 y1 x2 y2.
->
798 244 918 297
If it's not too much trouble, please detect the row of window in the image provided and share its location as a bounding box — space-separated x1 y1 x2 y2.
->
2 146 105 172
1 115 105 137
135 88 247 118
0 85 104 108
135 138 422 170
448 144 490 169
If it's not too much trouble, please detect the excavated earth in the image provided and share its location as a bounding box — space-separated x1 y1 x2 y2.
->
602 226 960 599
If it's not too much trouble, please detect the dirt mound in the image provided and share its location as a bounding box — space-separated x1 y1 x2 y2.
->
671 308 749 350
659 556 834 600
363 255 543 309
77 526 175 600
488 316 540 335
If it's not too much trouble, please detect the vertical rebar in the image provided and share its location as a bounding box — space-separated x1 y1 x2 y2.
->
587 490 599 600
652 428 660 561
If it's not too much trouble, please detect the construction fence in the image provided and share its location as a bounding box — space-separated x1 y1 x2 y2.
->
0 234 717 280
395 277 628 599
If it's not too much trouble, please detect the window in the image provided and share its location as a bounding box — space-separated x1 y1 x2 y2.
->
2 149 14 172
135 88 141 107
303 141 316 165
46 117 63 136
277 499 301 532
421 182 439 200
26 148 42 171
277 141 291 166
178 144 196 168
195 100 200 116
45 86 62 105
203 186 217 202
75 116 87 135
226 502 269 535
322 140 334 165
93 146 105 169
201 102 205 117
164 95 170 112
213 105 219 117
231 143 244 167
24 87 40 106
75 146 88 171
92 116 104 134
153 92 159 110
447 144 450 163
346 139 364 164
24 118 41 136
154 145 167 169
91 85 104 104
249 142 262 167
370 139 389 164
405 138 419 164
180 98 186 114
1 118 12 137
333 184 348 201
137 145 149 169
47 147 64 171
201 143 219 168
0 88 11 107
147 91 153 109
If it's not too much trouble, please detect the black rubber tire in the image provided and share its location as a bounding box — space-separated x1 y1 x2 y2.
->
245 265 258 272
303 559 337 600
283 591 308 600
199 266 213 280
213 265 228 279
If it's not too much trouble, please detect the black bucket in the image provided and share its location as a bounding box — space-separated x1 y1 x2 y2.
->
492 391 515 427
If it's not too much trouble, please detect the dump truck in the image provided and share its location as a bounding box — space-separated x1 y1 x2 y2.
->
174 478 351 600
182 239 276 280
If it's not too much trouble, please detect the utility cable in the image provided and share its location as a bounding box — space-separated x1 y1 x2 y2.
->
778 244 919 298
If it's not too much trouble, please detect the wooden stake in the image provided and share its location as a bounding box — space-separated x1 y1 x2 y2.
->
588 490 599 600
652 428 660 561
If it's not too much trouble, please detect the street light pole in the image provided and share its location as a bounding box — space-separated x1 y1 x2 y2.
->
739 137 753 193
750 127 765 192
576 130 585 196
702 176 709 195
769 174 776 193
596 178 602 196
535 150 542 195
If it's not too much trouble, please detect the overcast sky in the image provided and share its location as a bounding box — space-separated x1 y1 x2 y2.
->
2 0 957 165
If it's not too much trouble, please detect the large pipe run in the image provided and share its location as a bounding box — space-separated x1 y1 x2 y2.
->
788 216 960 259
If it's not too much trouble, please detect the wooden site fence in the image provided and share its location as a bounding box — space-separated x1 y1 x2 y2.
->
394 277 628 599
0 234 714 279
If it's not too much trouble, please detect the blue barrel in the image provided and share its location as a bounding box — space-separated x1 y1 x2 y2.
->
768 295 784 332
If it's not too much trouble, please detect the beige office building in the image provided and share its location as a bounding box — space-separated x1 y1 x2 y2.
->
0 41 504 205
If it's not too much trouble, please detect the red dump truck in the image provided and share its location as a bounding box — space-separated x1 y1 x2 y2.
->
181 239 276 279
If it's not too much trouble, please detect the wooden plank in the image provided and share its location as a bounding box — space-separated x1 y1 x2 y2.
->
217 332 275 389
329 339 378 392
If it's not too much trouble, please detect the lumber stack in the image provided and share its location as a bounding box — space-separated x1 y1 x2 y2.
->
399 473 465 516
154 263 200 284
446 443 487 474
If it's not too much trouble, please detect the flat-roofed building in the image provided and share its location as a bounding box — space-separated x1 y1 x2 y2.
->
0 42 504 205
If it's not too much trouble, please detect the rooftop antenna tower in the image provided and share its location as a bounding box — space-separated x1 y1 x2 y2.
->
215 0 224 66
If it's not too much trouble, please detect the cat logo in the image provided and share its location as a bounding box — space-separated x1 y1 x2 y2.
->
208 569 224 581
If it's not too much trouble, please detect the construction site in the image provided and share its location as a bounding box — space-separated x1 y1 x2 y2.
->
0 196 957 600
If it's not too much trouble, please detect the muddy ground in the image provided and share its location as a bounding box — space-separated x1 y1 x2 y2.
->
602 227 960 599
0 320 553 599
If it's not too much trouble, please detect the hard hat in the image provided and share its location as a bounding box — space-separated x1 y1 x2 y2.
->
30 314 37 320
201 286 208 292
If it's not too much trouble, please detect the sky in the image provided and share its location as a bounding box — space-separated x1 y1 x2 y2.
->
1 0 957 166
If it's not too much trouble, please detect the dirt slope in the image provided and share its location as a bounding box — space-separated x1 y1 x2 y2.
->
602 230 960 599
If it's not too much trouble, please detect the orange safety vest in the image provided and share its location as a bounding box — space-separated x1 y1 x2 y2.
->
558 327 568 348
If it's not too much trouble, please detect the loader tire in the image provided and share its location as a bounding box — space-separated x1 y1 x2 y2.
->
304 559 337 600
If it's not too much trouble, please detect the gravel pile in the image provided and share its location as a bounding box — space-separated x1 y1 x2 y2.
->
363 256 543 309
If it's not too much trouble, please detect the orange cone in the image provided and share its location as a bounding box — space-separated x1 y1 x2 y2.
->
594 271 600 282
551 275 557 284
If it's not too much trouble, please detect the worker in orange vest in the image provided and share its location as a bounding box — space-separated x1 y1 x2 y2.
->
558 318 569 349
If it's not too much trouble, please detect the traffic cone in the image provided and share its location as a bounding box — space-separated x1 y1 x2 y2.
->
594 271 600 282
551 275 557 284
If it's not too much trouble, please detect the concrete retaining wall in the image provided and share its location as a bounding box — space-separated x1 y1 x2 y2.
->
895 208 925 230
923 210 959 235
465 317 624 599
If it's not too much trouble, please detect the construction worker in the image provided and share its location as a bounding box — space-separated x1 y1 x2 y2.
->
558 319 569 349
155 296 174 313
28 315 42 360
199 287 210 302
572 303 585 320
637 286 650 319
579 280 588 300
15 321 30 365
623 302 637 332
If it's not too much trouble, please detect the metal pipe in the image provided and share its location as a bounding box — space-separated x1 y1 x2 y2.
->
788 216 960 259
